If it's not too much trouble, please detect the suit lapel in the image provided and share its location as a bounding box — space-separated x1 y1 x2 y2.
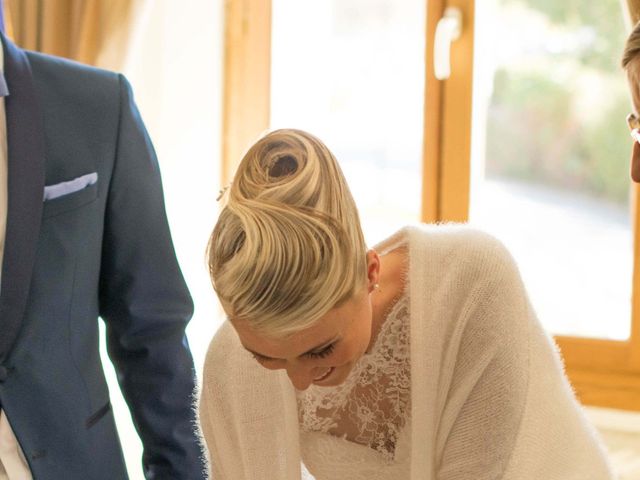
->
0 34 45 360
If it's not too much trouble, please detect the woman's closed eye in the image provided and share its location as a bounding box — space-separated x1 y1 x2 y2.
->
306 343 335 359
249 342 337 363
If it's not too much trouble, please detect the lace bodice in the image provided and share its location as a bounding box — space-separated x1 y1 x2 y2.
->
297 294 411 478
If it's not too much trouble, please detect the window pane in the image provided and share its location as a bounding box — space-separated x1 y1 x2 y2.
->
470 0 633 339
271 0 425 243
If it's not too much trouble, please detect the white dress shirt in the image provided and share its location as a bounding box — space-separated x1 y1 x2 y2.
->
0 42 33 480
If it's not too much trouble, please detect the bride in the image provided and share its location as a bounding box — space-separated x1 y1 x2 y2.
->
198 129 613 479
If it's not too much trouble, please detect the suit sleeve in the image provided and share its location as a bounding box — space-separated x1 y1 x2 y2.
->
98 74 205 479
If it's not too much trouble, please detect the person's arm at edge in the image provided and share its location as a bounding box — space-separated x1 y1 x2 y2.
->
98 74 206 479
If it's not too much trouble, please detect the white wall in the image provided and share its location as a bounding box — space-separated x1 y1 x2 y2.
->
98 1 224 476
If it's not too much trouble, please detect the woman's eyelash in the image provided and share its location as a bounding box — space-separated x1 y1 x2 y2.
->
250 342 336 362
306 343 335 359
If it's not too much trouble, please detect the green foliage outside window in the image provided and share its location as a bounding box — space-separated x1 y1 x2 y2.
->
488 0 631 204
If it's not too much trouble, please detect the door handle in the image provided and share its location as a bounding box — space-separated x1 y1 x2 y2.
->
434 7 462 80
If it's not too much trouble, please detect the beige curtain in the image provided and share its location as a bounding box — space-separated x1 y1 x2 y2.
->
4 0 144 70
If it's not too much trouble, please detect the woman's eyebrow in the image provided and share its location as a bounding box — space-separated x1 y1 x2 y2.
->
243 336 338 360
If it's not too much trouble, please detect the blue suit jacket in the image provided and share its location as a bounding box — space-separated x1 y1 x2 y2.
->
0 35 205 479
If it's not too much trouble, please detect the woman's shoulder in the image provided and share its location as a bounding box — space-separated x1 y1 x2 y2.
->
384 223 524 308
379 223 515 270
408 221 503 245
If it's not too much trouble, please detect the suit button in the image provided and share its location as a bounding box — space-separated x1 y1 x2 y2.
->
0 366 8 382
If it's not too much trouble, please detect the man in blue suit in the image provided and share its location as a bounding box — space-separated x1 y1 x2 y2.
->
0 22 204 480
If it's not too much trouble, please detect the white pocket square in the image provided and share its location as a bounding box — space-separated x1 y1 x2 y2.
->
43 172 98 201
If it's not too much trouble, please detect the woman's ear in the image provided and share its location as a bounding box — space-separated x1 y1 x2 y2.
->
366 250 381 293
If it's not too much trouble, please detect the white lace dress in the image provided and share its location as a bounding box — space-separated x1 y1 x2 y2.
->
201 226 616 479
297 295 411 480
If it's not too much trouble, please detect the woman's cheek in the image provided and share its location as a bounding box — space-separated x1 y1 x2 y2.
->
333 343 359 365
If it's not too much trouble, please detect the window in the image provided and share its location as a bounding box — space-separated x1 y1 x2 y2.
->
223 0 640 411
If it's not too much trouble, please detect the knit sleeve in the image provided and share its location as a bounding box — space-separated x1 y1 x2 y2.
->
435 238 530 480
198 321 302 480
198 322 244 479
198 376 224 479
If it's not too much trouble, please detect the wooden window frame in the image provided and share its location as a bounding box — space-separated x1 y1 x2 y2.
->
221 0 272 186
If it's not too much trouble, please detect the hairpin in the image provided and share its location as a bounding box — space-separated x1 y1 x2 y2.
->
216 183 232 202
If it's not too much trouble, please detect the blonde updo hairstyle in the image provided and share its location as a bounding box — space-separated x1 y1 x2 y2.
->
207 129 368 337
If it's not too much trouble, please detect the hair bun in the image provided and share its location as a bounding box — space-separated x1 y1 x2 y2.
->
269 155 298 178
208 128 367 336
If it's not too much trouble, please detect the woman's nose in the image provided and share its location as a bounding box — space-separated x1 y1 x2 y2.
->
286 364 314 390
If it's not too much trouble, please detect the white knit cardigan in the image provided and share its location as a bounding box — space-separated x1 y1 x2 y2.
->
198 224 614 479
